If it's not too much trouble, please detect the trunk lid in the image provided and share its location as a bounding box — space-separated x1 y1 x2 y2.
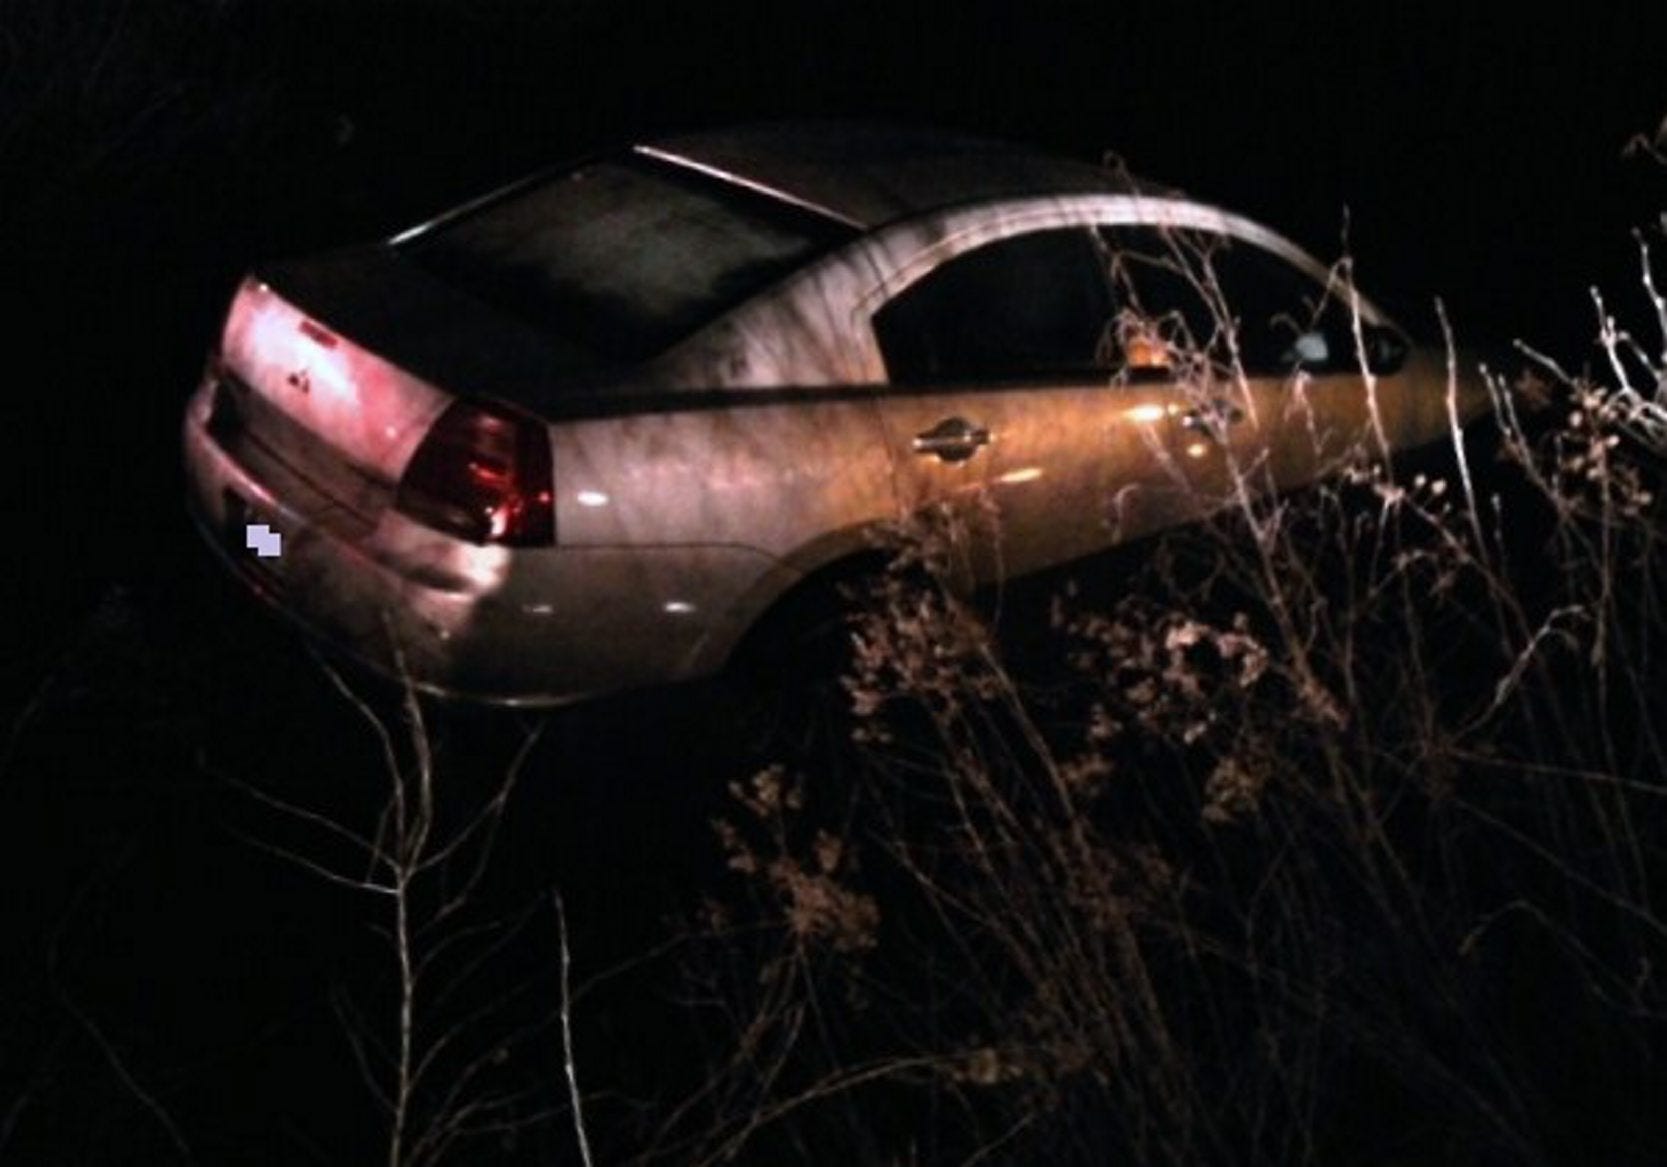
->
210 243 581 526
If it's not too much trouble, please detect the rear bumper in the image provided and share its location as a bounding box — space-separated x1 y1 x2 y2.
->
182 399 794 706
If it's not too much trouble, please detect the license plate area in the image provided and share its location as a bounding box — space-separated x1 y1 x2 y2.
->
222 488 286 584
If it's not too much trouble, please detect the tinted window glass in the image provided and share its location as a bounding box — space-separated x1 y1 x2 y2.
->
873 228 1114 384
1099 227 1351 376
401 156 855 364
1095 228 1221 372
1209 241 1354 374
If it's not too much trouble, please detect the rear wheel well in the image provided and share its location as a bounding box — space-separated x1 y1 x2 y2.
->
726 549 893 674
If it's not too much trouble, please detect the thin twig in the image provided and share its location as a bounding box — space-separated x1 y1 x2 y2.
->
555 892 596 1167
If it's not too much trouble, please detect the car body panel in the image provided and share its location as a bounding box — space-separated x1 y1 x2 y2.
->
856 380 1195 581
548 396 897 559
218 276 454 492
185 403 787 702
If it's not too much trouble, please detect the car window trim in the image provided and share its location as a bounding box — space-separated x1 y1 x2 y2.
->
851 194 1402 389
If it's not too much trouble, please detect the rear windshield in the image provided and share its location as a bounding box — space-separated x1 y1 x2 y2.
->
399 153 856 364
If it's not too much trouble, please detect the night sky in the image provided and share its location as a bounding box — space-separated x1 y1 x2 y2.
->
5 1 1667 1161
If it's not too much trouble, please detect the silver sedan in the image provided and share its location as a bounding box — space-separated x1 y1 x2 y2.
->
182 122 1490 705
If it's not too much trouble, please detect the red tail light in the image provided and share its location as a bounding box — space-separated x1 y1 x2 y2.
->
395 400 554 546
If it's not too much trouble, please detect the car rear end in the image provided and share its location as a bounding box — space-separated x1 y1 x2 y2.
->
183 266 598 699
183 147 864 704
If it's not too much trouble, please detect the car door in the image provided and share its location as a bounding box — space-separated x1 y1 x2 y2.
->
1094 223 1411 518
1202 230 1414 488
1092 224 1292 519
862 225 1198 586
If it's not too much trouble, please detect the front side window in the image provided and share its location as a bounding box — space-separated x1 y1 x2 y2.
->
872 228 1115 384
1098 227 1355 377
401 155 856 366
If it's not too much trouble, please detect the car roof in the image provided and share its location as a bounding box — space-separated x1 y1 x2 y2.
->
635 121 1170 231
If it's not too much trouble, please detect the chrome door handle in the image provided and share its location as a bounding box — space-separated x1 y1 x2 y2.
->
913 416 992 463
1179 398 1246 434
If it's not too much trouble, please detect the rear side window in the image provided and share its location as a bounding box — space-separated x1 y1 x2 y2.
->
873 228 1115 384
400 155 855 364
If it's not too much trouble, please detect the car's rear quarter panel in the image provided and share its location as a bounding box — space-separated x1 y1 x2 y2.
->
550 398 894 553
539 234 908 670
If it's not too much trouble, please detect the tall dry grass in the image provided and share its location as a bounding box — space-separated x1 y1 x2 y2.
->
656 221 1667 1166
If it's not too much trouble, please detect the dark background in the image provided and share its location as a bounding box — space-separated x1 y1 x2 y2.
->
3 1 1666 1161
8 0 1667 644
9 1 1667 645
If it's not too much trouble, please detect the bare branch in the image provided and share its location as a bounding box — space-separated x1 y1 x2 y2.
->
556 892 597 1167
